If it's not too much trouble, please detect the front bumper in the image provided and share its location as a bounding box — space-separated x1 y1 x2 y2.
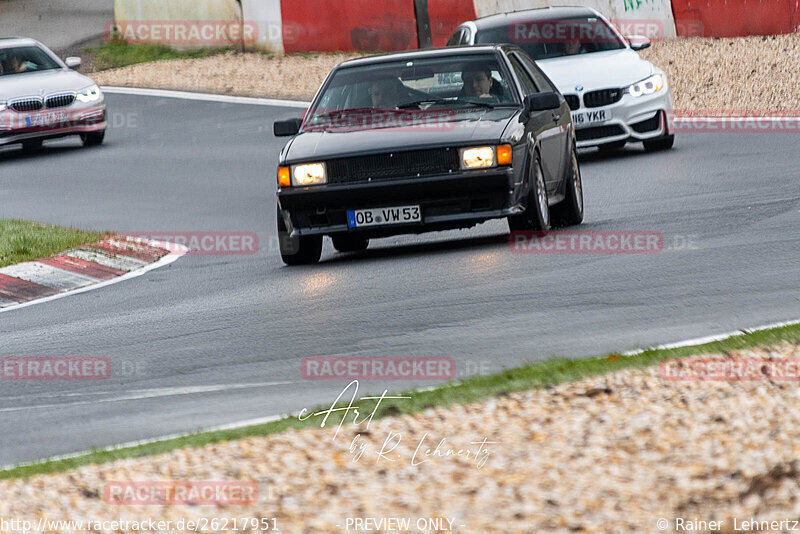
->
572 88 673 148
277 168 519 238
0 105 107 146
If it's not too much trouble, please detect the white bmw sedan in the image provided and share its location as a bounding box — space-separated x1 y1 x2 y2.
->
0 38 106 152
448 6 674 151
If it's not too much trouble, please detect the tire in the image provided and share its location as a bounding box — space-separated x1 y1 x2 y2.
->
598 140 626 151
81 130 105 147
508 151 550 233
277 206 322 265
21 139 43 153
643 134 674 152
551 145 584 228
332 235 369 253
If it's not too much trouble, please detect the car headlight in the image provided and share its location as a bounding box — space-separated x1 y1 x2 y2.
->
0 102 6 112
460 145 512 170
626 74 664 97
76 85 102 103
291 162 327 186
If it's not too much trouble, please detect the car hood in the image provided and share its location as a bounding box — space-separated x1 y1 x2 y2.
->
538 49 654 92
0 69 97 100
283 108 517 163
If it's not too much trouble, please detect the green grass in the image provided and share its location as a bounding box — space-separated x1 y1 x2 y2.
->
87 43 232 70
0 220 104 268
2 321 798 480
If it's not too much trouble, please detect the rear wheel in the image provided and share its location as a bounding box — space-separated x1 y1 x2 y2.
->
81 130 105 147
551 145 584 227
643 134 674 152
508 151 550 233
277 206 322 265
21 139 43 153
332 235 369 253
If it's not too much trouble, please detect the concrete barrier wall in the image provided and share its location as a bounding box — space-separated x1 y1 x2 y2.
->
115 0 800 53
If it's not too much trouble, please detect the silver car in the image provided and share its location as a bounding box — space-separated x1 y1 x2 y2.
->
0 38 106 152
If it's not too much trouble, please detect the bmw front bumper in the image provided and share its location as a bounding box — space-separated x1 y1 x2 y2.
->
0 102 107 146
572 88 673 149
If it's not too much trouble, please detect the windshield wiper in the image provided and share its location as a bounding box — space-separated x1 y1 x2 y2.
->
457 100 496 109
397 98 449 109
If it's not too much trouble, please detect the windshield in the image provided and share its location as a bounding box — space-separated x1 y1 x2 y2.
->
0 45 62 76
305 54 518 131
477 16 627 60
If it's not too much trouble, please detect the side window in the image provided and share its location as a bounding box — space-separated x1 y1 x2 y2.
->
517 53 558 93
447 28 465 46
508 54 539 95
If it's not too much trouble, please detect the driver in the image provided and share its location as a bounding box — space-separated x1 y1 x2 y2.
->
3 55 28 74
369 77 402 109
461 67 496 100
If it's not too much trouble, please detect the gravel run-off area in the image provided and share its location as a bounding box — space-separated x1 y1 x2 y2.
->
89 35 800 111
3 342 800 533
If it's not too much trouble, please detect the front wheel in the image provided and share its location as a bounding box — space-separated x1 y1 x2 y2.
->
643 134 674 152
508 151 550 233
277 206 322 265
80 131 105 147
551 145 584 227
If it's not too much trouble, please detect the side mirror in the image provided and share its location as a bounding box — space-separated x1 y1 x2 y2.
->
274 118 302 137
65 57 82 69
627 35 651 51
525 92 561 112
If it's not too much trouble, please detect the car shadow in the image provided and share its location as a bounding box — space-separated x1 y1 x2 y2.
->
319 231 511 265
0 143 90 162
577 143 673 163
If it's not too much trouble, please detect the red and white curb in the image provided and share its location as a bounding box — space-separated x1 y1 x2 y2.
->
0 237 188 314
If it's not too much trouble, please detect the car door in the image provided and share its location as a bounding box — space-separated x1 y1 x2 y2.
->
506 52 562 193
516 52 571 183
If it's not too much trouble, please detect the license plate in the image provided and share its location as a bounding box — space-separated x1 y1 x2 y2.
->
26 112 68 128
571 109 610 127
347 205 421 228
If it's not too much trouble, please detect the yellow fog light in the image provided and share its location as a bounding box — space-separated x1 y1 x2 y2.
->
291 162 327 186
461 146 495 169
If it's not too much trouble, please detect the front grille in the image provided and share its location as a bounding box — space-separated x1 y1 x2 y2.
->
326 148 461 184
631 112 661 133
45 93 76 109
576 124 625 141
583 88 623 108
9 98 43 112
563 94 580 110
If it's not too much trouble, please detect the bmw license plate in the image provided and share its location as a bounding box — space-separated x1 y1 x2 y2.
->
26 112 68 128
571 109 610 126
347 205 421 228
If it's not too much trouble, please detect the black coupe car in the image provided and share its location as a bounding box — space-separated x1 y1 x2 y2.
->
273 45 583 265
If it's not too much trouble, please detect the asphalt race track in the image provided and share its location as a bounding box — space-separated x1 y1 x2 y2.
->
0 93 798 465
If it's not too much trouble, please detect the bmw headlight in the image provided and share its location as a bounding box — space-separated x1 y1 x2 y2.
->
291 162 327 186
626 74 664 97
76 85 102 103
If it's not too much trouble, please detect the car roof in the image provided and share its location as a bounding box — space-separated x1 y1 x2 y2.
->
470 6 600 30
337 44 510 68
0 37 40 49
